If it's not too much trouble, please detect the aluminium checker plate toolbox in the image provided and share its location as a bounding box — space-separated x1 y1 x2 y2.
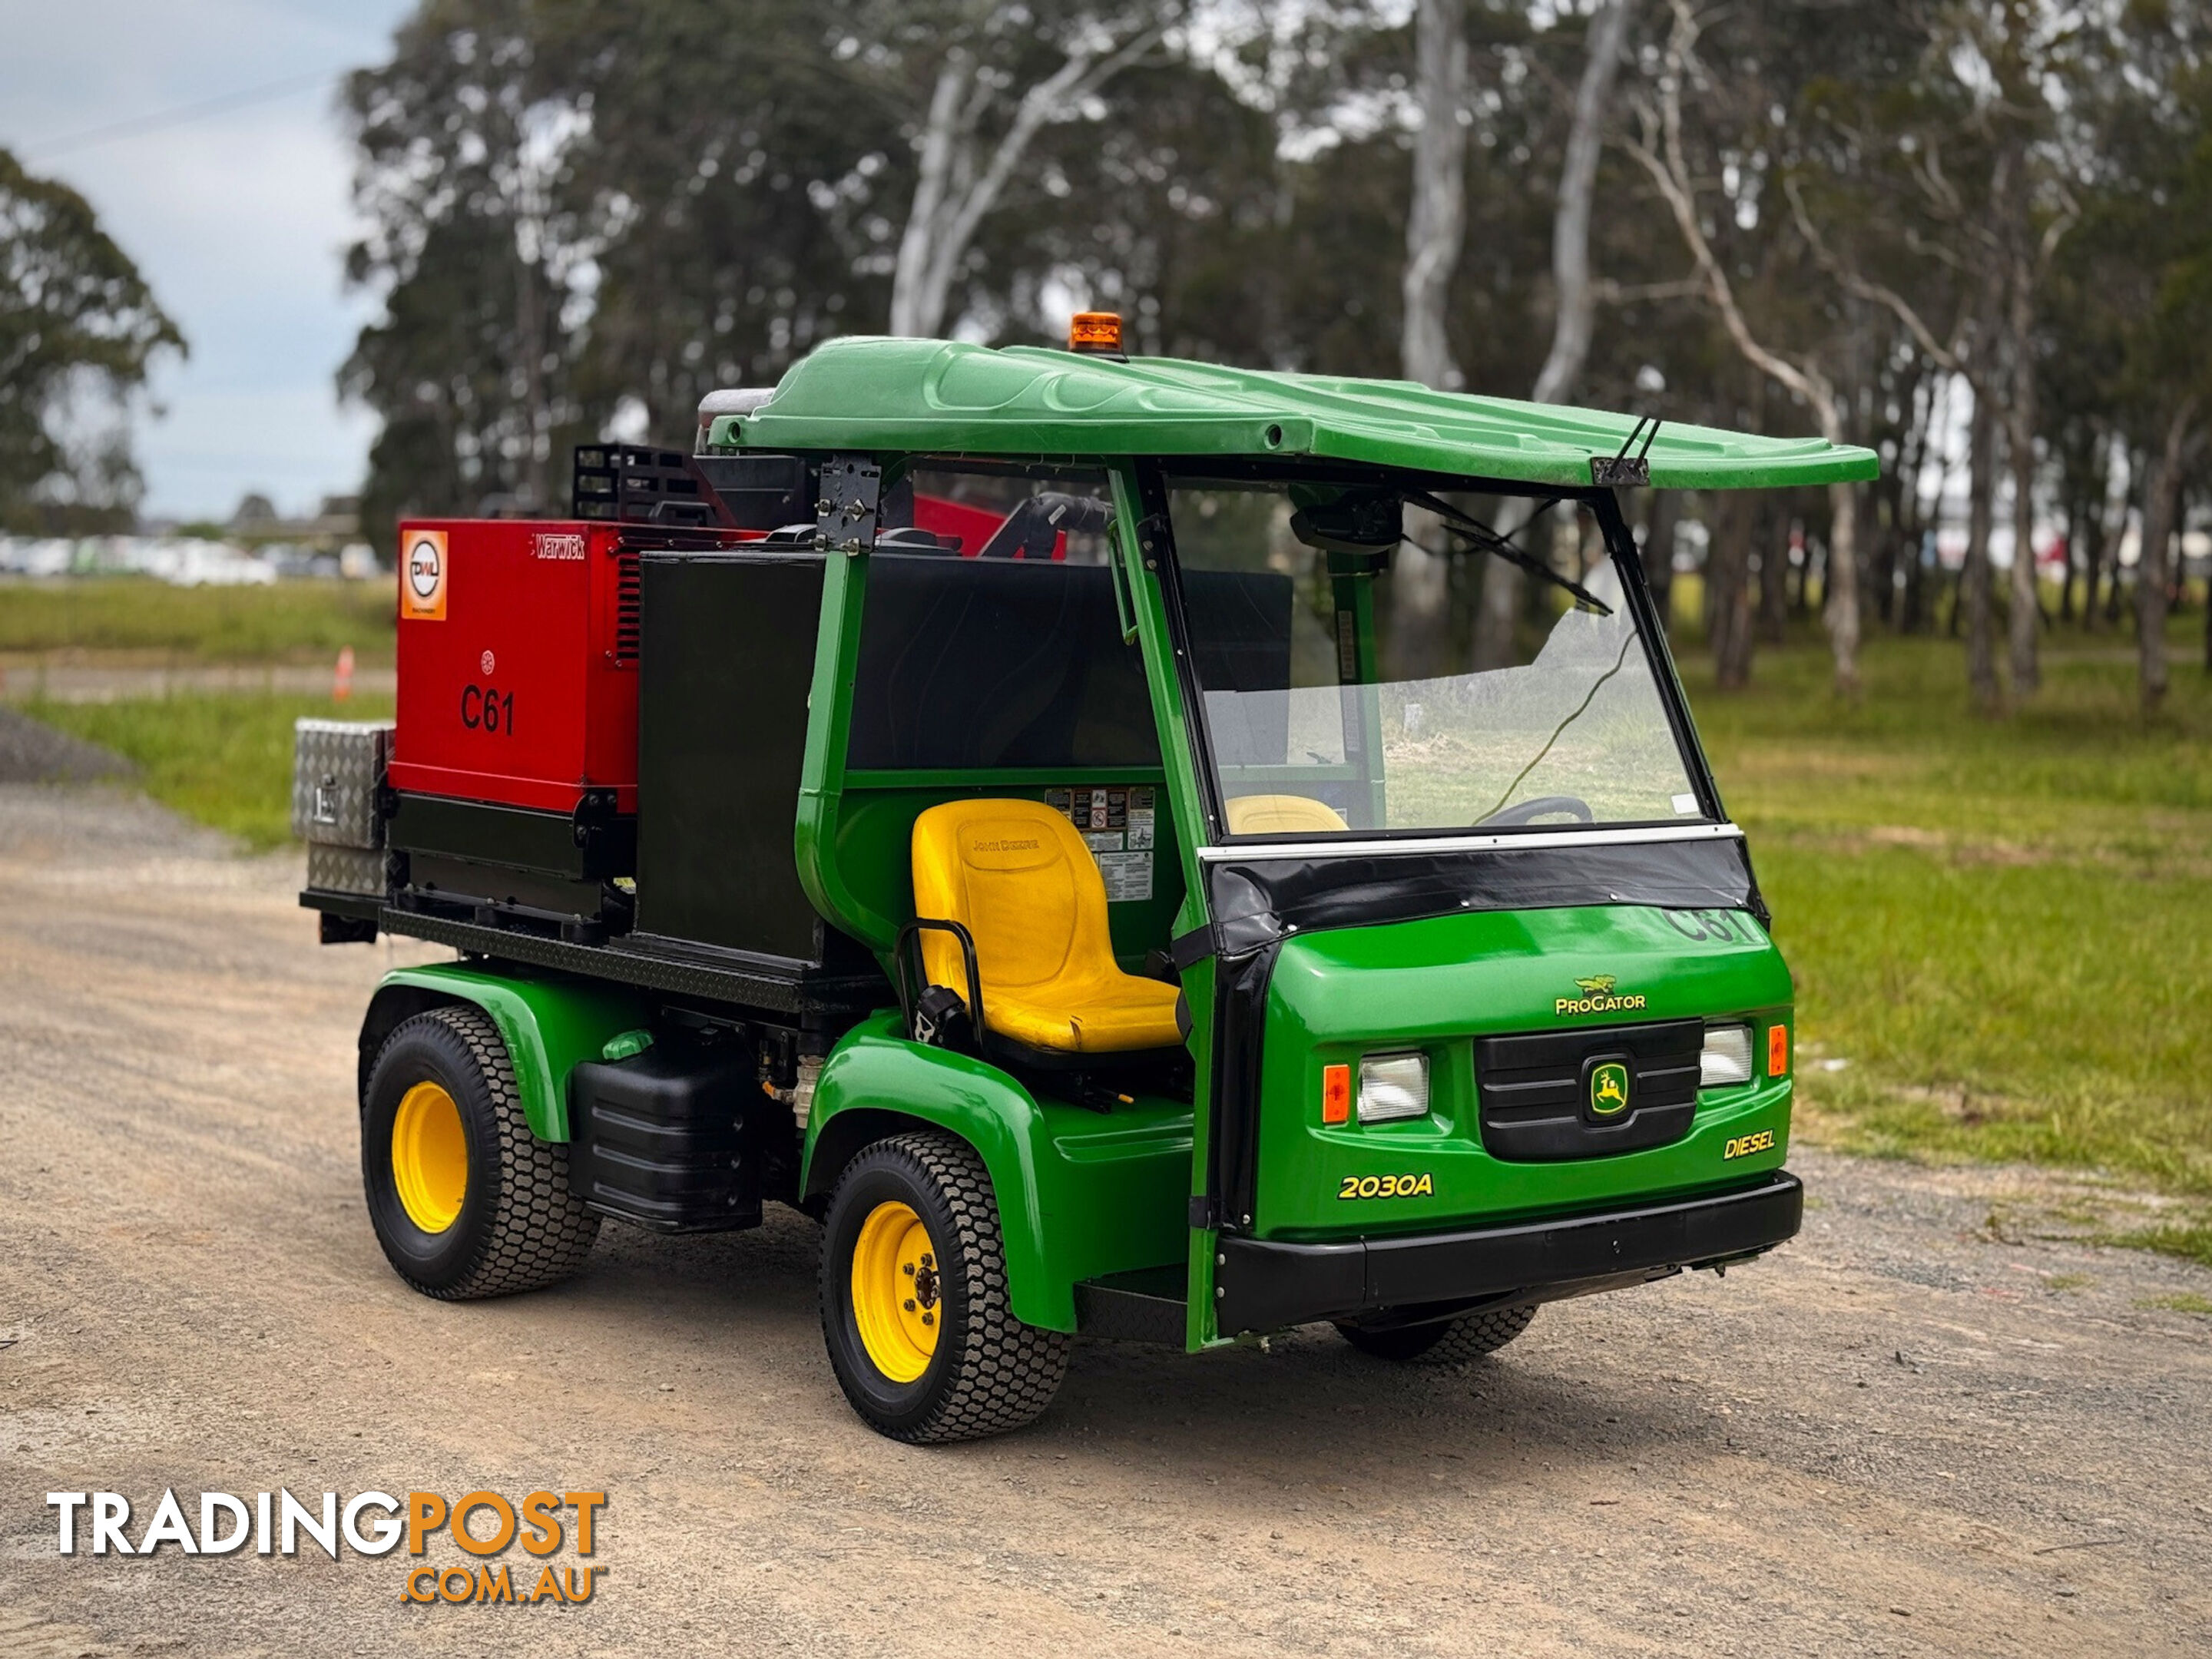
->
292 720 392 849
306 843 386 897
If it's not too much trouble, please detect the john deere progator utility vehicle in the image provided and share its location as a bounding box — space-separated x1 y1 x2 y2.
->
298 316 1873 1442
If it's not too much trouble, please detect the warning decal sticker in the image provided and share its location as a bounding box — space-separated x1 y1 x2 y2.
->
1047 786 1154 902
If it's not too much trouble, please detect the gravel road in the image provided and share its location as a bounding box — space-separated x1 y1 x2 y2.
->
2 780 2207 1657
0 710 132 785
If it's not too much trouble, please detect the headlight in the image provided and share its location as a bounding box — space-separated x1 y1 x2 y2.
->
1358 1053 1429 1122
1700 1023 1754 1087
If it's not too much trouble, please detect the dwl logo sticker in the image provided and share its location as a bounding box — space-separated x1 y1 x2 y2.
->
403 530 448 621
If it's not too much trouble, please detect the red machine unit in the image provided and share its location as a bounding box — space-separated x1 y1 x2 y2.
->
388 478 1063 820
390 519 649 814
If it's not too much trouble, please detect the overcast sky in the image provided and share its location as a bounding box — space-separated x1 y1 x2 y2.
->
2 0 416 524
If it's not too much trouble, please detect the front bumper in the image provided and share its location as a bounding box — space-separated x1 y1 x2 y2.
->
1214 1170 1803 1336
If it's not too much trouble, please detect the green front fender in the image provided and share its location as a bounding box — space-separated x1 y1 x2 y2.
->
802 1017 1194 1333
363 964 651 1142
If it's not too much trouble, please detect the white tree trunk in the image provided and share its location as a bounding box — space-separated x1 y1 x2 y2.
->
1629 0 1860 694
1530 0 1633 406
2136 399 2196 713
1400 0 1468 389
1476 5 1631 659
2004 195 2042 696
1963 382 2001 711
1825 478 1860 698
888 28 1160 340
888 57 971 338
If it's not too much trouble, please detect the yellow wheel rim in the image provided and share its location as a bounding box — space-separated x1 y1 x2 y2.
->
392 1081 468 1234
850 1200 941 1383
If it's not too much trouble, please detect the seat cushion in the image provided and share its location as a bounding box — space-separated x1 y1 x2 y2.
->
986 974 1185 1055
1225 793 1349 835
912 798 1185 1055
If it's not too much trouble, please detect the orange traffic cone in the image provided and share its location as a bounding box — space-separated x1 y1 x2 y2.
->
334 645 355 702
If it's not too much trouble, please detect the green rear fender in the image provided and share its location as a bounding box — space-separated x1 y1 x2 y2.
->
359 964 653 1141
802 1018 1194 1333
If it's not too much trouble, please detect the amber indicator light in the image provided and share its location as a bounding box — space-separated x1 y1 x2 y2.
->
1321 1063 1352 1125
1767 1023 1789 1078
1069 311 1124 354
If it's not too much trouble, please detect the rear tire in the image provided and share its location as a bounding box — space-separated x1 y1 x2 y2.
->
362 1005 600 1300
1335 1303 1536 1363
820 1131 1069 1443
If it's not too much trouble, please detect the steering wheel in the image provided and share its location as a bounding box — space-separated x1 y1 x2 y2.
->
1478 794 1594 828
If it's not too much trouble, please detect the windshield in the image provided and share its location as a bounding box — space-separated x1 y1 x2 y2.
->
1167 478 1703 837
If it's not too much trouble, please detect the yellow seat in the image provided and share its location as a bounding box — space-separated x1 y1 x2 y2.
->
1224 794 1349 835
912 799 1184 1056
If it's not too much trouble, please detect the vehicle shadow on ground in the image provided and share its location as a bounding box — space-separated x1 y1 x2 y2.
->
1056 1323 1710 1495
555 1206 1707 1503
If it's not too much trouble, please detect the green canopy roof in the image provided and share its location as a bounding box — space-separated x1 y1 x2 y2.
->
710 336 1877 491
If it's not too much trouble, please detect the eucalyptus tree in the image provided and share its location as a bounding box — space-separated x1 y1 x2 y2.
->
342 0 595 535
2045 1 2211 704
1402 0 1469 390
1627 0 1884 695
844 0 1174 339
0 147 182 530
560 0 894 428
341 0 886 544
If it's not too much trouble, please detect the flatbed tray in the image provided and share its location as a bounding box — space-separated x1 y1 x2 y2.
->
300 888 889 1018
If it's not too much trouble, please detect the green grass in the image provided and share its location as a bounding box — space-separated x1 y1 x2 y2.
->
0 576 396 661
26 692 395 849
2101 1224 2212 1270
1677 620 2212 1225
2136 1291 2212 1315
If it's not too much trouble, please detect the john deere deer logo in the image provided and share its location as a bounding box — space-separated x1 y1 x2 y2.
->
1589 1061 1631 1117
1558 974 1647 1016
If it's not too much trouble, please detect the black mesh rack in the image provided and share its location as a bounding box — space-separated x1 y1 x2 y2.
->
571 444 724 525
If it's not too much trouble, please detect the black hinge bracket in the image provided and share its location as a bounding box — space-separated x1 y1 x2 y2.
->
814 455 882 555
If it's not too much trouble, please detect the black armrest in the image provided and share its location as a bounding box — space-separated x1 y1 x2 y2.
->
892 918 985 1043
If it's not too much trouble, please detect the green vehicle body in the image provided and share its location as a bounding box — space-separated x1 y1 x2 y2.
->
361 962 652 1141
360 335 1873 1353
796 1018 1194 1332
709 336 1873 492
1243 906 1791 1241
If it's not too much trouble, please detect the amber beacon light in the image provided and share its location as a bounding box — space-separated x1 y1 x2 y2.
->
1068 311 1124 356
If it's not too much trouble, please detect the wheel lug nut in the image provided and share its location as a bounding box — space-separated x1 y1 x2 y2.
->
921 1312 934 1326
904 1299 916 1312
903 1263 915 1276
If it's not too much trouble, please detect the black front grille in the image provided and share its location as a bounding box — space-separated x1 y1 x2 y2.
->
1475 1018 1704 1161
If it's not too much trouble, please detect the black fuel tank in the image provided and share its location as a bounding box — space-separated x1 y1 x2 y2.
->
568 1043 761 1232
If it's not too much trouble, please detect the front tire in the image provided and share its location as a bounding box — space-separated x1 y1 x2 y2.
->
362 1005 600 1300
1335 1303 1536 1363
820 1131 1069 1443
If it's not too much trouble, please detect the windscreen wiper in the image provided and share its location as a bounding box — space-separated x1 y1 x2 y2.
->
1401 488 1613 617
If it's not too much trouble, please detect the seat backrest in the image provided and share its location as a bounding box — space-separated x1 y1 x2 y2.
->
1224 793 1349 835
911 799 1116 998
